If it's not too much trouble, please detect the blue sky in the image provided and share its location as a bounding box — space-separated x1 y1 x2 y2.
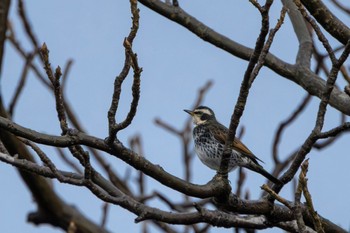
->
1 1 349 232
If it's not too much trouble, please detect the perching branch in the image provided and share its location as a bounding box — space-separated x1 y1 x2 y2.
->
220 1 274 174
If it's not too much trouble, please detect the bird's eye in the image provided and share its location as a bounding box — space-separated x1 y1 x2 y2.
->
200 114 210 121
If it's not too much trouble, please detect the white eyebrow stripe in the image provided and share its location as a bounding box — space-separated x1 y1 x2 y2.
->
194 108 212 116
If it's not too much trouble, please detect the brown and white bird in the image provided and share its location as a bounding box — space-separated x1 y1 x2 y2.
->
184 106 281 184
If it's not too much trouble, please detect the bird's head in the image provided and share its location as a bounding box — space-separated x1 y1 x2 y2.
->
184 106 216 125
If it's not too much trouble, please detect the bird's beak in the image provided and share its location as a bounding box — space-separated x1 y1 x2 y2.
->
184 109 193 116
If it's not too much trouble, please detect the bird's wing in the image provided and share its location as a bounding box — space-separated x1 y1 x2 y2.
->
210 123 228 144
210 123 264 164
233 138 264 164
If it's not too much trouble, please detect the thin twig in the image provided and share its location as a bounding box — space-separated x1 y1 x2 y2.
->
7 28 51 88
275 41 350 192
100 203 109 228
9 52 35 116
294 160 306 232
272 94 312 164
20 138 68 182
129 135 146 197
113 39 142 132
107 0 141 142
220 1 272 174
55 147 82 174
313 113 347 149
220 3 286 175
236 167 246 198
249 6 288 86
293 0 337 62
39 44 69 133
0 149 84 185
18 0 39 49
261 184 292 209
330 0 350 14
61 59 74 90
299 160 325 233
155 80 213 185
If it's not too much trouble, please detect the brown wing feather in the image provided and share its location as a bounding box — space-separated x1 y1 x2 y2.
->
233 138 264 163
233 138 254 156
210 123 227 144
209 122 263 164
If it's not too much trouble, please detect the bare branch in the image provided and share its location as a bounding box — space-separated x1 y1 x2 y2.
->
313 113 348 149
272 94 312 163
107 0 141 142
0 146 345 232
2 1 350 232
7 29 51 87
39 44 70 134
55 147 82 174
21 138 84 184
330 0 350 14
317 121 350 139
275 41 350 191
0 115 225 198
113 39 142 132
61 59 74 90
249 5 288 87
100 203 109 228
294 160 307 232
293 0 337 62
18 0 39 49
9 52 35 116
0 151 84 185
220 2 282 174
299 160 325 233
235 167 246 198
281 0 313 67
261 184 293 209
300 0 350 45
157 80 212 184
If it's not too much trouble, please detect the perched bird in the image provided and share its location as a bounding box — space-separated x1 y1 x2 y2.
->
184 106 281 184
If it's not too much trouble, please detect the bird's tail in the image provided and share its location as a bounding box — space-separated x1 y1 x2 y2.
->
247 163 282 185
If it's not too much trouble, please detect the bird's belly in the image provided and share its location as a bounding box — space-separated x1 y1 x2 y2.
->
194 143 221 170
194 140 239 172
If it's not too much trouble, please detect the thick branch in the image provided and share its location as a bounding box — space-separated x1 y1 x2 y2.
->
281 0 313 67
0 115 225 198
1 149 343 232
300 0 350 45
1 112 347 232
0 102 110 233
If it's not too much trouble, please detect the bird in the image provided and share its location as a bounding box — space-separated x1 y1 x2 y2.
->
184 106 281 184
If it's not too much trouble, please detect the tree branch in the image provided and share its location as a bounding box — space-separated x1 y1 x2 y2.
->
281 0 313 68
0 115 227 198
0 105 110 233
107 0 141 142
300 0 350 45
